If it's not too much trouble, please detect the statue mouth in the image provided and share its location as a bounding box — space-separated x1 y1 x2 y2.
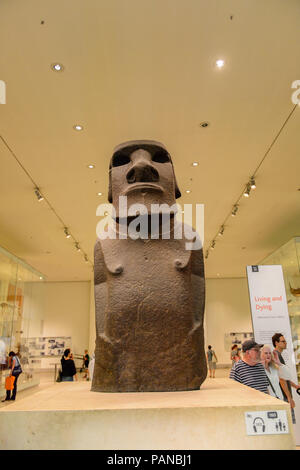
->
124 183 164 194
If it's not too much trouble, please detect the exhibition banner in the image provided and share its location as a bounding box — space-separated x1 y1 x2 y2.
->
246 265 300 443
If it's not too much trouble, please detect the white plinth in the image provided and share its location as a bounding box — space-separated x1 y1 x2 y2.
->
0 378 295 450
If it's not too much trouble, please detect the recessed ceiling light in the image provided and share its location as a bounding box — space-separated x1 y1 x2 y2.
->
51 63 64 72
216 59 225 68
73 124 83 131
97 192 103 196
192 162 199 167
87 164 95 169
185 190 191 194
199 121 209 128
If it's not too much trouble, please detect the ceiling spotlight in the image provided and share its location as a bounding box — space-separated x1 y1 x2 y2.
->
218 225 225 236
73 125 83 131
243 184 251 198
34 187 44 202
64 227 71 239
231 204 239 217
216 59 225 68
185 190 191 194
211 240 216 249
51 63 64 72
192 162 199 167
250 176 256 189
97 192 103 196
205 250 209 259
39 276 43 280
75 242 81 252
87 164 95 169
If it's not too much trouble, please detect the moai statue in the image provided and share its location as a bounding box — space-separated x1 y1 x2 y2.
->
92 140 206 392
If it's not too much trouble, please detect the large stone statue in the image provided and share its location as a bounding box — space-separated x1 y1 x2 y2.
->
92 140 206 392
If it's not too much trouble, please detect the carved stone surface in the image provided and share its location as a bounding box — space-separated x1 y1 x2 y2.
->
92 140 206 392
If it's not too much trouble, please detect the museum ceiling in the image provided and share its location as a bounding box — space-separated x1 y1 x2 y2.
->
0 0 300 281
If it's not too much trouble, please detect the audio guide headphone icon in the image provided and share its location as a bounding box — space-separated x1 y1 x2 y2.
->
253 417 266 433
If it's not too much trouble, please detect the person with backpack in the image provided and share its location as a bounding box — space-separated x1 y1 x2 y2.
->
206 345 218 378
2 351 22 402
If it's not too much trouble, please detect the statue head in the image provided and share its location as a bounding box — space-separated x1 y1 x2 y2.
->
108 140 181 216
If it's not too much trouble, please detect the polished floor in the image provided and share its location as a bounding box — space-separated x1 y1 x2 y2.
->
0 366 232 406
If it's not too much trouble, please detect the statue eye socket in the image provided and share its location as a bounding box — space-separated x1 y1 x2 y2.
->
152 150 170 163
112 152 130 167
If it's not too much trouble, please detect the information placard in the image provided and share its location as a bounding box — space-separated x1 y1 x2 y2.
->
246 265 295 374
246 264 299 444
245 410 289 435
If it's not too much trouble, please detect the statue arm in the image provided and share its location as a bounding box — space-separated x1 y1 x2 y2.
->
94 240 107 335
191 247 205 323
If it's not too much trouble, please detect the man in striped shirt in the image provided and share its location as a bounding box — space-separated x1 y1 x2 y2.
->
230 340 269 394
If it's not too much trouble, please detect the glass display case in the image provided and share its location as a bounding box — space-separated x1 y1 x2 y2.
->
0 245 45 395
261 237 300 379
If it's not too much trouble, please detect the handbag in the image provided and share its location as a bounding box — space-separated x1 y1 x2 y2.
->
5 375 15 391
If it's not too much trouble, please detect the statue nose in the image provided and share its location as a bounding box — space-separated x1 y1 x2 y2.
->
126 161 159 184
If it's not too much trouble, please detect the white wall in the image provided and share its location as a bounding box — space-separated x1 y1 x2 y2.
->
205 278 253 365
30 281 91 369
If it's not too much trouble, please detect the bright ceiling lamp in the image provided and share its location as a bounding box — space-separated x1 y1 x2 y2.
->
250 176 256 189
216 59 225 68
64 227 71 239
73 124 83 131
231 204 239 217
51 63 64 72
243 184 251 198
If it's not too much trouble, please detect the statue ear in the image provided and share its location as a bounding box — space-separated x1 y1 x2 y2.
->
108 168 112 203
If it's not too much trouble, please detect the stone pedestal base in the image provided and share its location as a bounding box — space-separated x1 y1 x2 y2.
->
0 378 295 450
